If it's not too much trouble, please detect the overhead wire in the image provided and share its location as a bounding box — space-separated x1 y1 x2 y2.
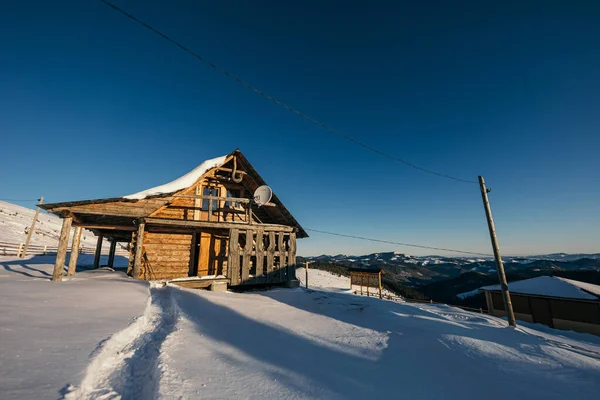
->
99 0 477 184
305 228 492 256
0 199 38 202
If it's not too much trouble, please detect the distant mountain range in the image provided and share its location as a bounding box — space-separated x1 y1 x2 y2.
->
299 252 600 285
298 252 600 309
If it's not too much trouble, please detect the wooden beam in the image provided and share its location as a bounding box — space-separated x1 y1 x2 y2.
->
228 229 240 285
144 217 293 232
242 230 253 283
132 221 145 279
214 167 248 175
267 231 275 283
52 217 72 281
172 194 277 207
51 207 153 218
74 224 136 231
67 226 82 276
255 230 264 282
108 240 117 268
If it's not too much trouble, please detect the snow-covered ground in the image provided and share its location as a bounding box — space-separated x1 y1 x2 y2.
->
0 255 147 400
1 256 600 399
296 266 398 298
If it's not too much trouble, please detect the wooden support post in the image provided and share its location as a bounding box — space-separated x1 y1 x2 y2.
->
255 230 264 281
242 230 253 283
16 243 23 258
360 275 364 295
108 240 117 268
93 234 104 269
194 185 201 221
378 271 382 299
43 245 47 255
52 217 72 281
228 229 240 285
305 261 309 289
266 232 275 283
367 276 370 296
478 176 517 327
278 232 285 282
67 226 82 276
132 221 145 279
21 196 43 258
287 232 296 282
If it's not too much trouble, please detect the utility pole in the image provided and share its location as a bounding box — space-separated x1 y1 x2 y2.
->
478 176 516 327
21 196 43 258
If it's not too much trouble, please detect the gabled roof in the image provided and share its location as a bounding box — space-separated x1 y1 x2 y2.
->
41 150 307 237
480 276 600 301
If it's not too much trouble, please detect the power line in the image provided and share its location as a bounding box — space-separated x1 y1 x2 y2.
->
99 0 477 184
0 199 38 202
305 228 492 256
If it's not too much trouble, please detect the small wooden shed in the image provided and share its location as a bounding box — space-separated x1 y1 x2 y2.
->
42 150 307 288
480 276 600 335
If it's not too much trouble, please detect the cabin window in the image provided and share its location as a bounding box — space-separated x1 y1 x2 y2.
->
225 189 241 208
202 187 219 211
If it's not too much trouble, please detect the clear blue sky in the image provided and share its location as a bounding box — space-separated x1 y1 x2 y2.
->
1 1 598 257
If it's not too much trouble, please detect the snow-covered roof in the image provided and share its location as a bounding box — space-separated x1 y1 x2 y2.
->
480 276 600 301
124 155 227 200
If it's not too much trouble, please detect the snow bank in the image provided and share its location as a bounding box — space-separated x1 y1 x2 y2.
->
124 156 227 200
481 276 600 300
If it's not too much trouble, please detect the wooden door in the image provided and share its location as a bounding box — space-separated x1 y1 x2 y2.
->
197 232 228 277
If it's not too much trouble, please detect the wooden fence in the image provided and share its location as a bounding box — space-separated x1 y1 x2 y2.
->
0 241 130 258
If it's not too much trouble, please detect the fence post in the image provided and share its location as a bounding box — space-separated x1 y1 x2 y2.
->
43 245 47 255
17 243 23 257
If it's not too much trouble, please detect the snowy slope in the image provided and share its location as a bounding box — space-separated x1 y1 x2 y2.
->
295 266 398 298
1 257 600 399
0 200 114 251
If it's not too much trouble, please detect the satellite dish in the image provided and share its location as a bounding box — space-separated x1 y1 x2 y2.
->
253 185 272 207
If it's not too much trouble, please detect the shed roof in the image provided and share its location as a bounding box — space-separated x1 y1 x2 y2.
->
480 276 600 301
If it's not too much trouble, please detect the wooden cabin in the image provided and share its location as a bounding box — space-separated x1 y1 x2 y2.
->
42 150 307 288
